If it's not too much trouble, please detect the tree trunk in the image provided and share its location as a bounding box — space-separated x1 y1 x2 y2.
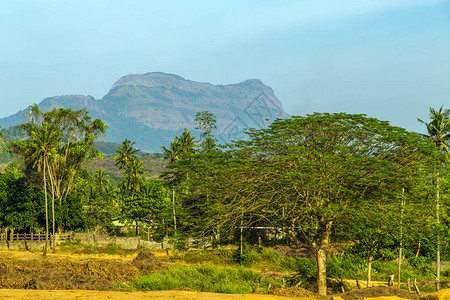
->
43 158 49 256
398 187 405 288
172 188 177 234
135 220 139 237
436 173 440 291
367 256 373 287
415 238 421 257
45 162 56 250
316 221 332 296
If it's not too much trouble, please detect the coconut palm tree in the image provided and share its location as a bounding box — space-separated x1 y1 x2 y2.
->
115 139 140 197
179 129 197 157
161 137 181 165
11 121 60 255
126 157 145 197
94 169 110 193
418 105 450 290
115 139 139 169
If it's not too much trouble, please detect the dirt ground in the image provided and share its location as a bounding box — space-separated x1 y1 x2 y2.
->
0 249 436 300
0 289 303 300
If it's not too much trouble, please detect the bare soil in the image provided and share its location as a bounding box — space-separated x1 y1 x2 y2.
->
0 249 162 290
0 249 435 299
328 286 420 300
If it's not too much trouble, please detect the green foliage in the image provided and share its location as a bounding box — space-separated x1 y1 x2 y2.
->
326 256 361 280
286 257 317 278
7 105 107 232
133 265 262 294
408 256 431 267
169 249 233 265
370 260 435 281
232 244 262 266
56 239 139 255
0 125 27 143
0 168 44 230
172 112 435 295
441 268 450 278
169 235 189 251
114 139 170 236
194 111 217 153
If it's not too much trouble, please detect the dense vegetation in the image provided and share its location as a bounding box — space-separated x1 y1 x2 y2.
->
0 106 448 295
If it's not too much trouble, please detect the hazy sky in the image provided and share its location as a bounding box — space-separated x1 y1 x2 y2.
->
1 0 449 132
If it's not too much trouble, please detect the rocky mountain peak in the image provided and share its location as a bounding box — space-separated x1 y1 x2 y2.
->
111 72 186 90
0 72 289 152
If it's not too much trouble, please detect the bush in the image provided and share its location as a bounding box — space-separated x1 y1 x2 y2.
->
408 256 431 268
105 242 123 252
441 268 450 278
169 235 189 251
232 244 260 266
372 259 436 281
290 257 317 278
260 248 282 265
327 256 360 280
152 232 164 243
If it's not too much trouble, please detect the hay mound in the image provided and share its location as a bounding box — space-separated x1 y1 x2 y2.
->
331 286 420 300
0 262 114 290
65 259 140 281
269 287 318 298
132 250 166 274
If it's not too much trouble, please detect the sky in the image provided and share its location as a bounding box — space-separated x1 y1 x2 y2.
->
1 0 449 133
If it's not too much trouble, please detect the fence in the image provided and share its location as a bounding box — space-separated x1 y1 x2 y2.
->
0 229 72 243
0 228 212 250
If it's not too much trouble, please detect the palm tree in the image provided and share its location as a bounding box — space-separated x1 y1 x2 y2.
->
161 130 196 236
179 129 197 157
115 139 139 169
115 139 139 197
418 105 450 290
12 121 60 255
161 137 181 165
126 157 145 197
94 169 110 193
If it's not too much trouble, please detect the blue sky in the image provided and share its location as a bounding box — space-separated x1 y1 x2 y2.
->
1 0 449 132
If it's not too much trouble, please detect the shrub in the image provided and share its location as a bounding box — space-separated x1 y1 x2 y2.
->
105 242 122 251
232 244 260 266
326 256 360 280
260 248 282 265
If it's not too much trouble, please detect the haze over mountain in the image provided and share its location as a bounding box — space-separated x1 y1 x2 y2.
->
0 72 288 152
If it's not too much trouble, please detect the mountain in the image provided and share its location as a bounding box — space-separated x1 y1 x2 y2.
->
0 72 289 152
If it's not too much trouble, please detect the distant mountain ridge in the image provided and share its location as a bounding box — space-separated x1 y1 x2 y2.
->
0 72 289 152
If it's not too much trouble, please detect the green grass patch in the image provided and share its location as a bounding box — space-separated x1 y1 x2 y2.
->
133 265 263 294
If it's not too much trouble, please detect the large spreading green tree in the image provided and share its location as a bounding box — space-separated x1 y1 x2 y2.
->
180 113 434 295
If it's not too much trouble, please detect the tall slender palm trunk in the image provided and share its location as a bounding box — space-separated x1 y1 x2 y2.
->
43 159 49 256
